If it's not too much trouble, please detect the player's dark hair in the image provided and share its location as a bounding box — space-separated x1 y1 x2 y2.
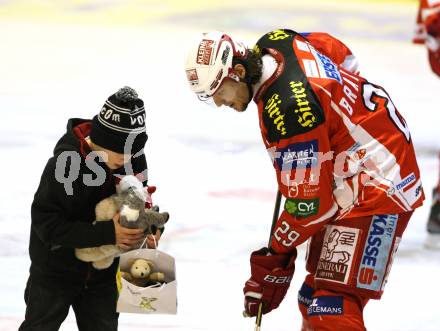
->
233 49 263 85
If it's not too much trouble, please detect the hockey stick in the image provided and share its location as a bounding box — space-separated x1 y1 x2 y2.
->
254 189 282 331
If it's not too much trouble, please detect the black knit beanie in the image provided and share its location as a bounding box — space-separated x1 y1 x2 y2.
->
90 86 148 154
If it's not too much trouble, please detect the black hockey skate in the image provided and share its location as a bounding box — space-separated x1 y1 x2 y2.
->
425 188 440 249
427 189 440 234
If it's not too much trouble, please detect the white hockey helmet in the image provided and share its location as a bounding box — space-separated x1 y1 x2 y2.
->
184 31 248 101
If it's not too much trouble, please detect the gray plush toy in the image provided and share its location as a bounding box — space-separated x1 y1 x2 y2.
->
75 175 169 269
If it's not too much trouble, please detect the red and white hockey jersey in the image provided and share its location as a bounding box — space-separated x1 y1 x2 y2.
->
253 30 425 254
414 0 440 76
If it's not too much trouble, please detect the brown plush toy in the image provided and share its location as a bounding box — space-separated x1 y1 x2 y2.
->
120 258 165 288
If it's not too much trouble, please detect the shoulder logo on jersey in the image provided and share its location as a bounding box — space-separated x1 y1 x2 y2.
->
315 225 360 284
261 81 324 143
255 29 296 54
268 29 291 41
274 140 318 171
264 93 287 136
357 214 398 292
300 45 342 84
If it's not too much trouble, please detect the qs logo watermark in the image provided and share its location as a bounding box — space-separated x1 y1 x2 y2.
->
54 132 147 195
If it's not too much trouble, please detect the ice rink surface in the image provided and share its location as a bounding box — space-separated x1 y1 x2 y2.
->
0 0 439 330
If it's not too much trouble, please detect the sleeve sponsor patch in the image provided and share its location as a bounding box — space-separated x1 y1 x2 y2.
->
284 198 319 218
274 140 318 170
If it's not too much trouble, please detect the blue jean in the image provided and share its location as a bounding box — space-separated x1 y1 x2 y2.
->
19 276 119 331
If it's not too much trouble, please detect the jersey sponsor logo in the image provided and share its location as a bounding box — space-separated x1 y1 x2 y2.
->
401 178 423 206
309 47 342 84
354 148 366 160
290 81 319 129
348 141 362 153
396 173 416 191
196 39 214 65
415 184 422 197
302 59 320 78
295 39 311 53
307 296 343 316
275 140 318 170
316 225 359 284
282 174 319 198
268 29 291 41
357 214 398 292
260 47 324 143
284 198 319 218
264 93 287 136
303 184 320 197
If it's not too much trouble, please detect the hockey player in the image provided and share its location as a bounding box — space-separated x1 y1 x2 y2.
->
184 30 425 330
413 0 440 241
19 87 164 331
414 0 440 77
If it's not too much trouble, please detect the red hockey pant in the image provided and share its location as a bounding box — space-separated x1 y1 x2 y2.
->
297 212 412 331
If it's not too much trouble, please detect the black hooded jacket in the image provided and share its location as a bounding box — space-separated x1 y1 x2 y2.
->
29 118 148 287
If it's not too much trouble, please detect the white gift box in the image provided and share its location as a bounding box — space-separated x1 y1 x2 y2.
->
117 248 177 315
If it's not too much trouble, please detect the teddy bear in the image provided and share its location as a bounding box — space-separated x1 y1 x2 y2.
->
120 258 165 288
75 175 169 270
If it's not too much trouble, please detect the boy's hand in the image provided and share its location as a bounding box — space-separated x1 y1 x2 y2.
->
146 229 162 248
112 213 144 251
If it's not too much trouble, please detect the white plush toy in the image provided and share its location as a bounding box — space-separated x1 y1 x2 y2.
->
75 176 169 269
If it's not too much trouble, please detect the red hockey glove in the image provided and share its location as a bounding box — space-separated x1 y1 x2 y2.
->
243 247 296 317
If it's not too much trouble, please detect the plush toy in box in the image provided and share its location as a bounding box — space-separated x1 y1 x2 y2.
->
120 258 165 288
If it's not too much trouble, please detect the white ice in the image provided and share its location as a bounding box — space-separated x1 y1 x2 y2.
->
0 1 439 330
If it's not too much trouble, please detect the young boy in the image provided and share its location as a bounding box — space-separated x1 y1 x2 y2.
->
19 86 163 331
